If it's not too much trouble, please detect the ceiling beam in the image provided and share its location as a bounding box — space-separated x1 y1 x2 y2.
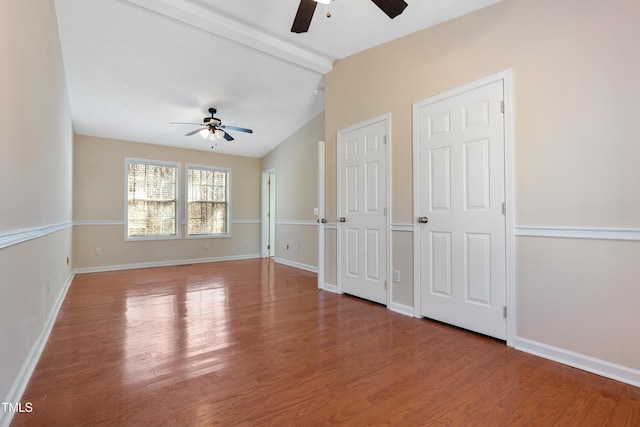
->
124 0 333 74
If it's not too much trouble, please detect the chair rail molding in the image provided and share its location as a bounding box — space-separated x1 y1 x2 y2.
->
0 222 73 250
515 226 640 241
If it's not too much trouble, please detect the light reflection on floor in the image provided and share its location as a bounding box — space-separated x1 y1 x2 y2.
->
123 283 231 386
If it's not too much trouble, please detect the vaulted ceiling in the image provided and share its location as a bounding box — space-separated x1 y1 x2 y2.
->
54 0 503 158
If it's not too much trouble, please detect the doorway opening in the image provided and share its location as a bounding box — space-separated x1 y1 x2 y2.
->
261 169 276 258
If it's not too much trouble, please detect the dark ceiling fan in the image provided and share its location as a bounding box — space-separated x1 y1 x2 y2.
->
171 108 253 142
291 0 408 33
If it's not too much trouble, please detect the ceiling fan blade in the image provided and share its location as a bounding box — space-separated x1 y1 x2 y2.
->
222 130 234 142
370 0 408 19
221 125 253 134
185 127 206 136
291 0 317 33
170 122 205 126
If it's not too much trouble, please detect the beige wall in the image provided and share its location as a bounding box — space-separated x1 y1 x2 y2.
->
516 237 640 369
325 0 640 371
391 231 413 307
73 135 262 270
0 0 74 415
262 112 324 270
327 0 640 225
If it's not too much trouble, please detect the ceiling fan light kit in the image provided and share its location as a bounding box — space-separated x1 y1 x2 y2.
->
199 128 224 141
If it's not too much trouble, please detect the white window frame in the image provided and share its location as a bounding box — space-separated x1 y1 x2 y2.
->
185 164 231 239
124 157 181 241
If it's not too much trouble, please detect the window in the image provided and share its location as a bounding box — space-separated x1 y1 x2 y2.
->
125 159 179 239
187 165 230 237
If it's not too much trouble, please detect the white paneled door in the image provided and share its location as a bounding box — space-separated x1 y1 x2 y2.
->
338 117 388 305
415 79 506 339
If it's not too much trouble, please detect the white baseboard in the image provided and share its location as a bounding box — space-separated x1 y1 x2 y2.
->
1 272 75 427
321 283 339 294
389 302 415 317
73 254 262 274
515 336 640 388
273 257 318 273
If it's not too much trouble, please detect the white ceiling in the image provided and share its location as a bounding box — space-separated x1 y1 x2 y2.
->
54 0 503 158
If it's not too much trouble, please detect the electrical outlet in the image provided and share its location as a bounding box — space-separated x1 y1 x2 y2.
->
393 270 401 283
286 244 289 250
204 242 209 249
296 245 299 253
95 247 102 255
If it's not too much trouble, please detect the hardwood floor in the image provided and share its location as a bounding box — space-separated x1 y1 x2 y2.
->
11 259 640 426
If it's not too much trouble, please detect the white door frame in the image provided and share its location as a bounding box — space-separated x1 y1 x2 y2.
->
317 140 325 290
412 69 516 346
337 113 392 305
261 168 276 258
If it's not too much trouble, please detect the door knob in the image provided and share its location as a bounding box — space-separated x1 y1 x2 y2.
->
417 216 429 224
